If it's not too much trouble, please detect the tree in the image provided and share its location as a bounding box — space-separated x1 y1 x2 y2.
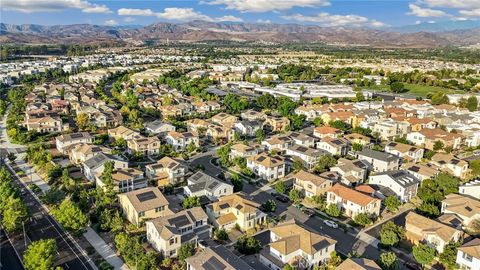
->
431 92 449 105
292 160 305 172
289 114 306 130
353 213 373 227
230 173 243 192
275 181 286 194
355 91 365 102
314 155 337 173
51 198 88 233
433 140 444 151
2 195 28 232
329 120 351 131
352 143 363 152
256 94 276 109
313 117 323 127
75 113 89 131
100 209 123 232
235 235 261 255
216 144 231 167
326 204 341 217
390 82 405 93
466 96 478 112
413 243 435 267
276 97 297 117
470 159 480 177
7 152 16 162
182 196 200 209
213 228 229 242
178 242 196 261
378 252 399 270
255 128 265 143
23 239 57 270
384 196 401 213
289 189 302 204
283 265 295 270
262 199 277 212
380 221 405 247
439 241 461 269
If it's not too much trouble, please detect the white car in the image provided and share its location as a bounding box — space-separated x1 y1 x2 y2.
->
323 220 338 229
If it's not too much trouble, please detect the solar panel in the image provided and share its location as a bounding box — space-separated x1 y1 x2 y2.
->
168 215 190 227
257 156 266 162
202 257 226 270
136 191 157 202
297 146 308 152
208 182 219 190
70 133 83 139
391 172 405 178
219 203 229 209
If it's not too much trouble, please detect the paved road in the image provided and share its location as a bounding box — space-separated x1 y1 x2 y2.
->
0 228 24 270
4 164 96 270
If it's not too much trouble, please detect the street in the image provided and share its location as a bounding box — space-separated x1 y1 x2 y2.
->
0 228 24 270
4 164 96 270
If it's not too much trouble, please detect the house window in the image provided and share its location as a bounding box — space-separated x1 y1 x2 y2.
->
463 252 473 262
155 206 164 212
138 211 145 217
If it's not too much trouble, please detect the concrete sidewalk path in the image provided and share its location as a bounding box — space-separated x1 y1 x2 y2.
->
83 228 130 270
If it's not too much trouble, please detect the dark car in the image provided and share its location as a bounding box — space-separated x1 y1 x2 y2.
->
273 194 289 203
302 208 315 217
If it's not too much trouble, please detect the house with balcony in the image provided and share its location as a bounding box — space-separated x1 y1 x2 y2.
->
145 157 187 186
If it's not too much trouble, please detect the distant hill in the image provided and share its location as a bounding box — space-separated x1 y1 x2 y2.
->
1 21 480 48
393 20 480 33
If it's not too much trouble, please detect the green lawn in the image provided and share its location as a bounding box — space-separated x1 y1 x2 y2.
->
366 83 462 98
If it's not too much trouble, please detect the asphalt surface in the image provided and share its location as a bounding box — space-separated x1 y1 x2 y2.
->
0 228 24 270
4 164 95 270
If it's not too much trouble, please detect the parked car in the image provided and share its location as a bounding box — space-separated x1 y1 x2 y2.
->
302 208 315 217
273 194 289 203
323 220 338 229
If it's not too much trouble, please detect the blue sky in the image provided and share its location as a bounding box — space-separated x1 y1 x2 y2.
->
1 0 479 27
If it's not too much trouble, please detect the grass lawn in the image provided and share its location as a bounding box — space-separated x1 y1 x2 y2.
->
366 83 462 98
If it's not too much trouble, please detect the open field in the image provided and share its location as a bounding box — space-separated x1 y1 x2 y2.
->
367 83 463 97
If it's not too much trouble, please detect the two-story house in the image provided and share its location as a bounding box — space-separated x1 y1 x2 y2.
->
56 132 93 154
184 171 234 201
369 170 420 202
293 170 334 198
118 187 171 226
316 137 350 156
145 157 187 186
357 149 401 172
456 238 480 270
165 131 200 151
247 153 286 181
126 136 160 156
326 183 381 218
384 142 424 163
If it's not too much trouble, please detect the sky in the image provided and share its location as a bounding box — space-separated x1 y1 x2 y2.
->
0 0 479 28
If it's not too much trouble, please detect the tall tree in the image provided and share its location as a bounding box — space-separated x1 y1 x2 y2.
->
23 239 57 270
412 243 435 267
1 195 28 232
466 96 478 112
51 198 88 233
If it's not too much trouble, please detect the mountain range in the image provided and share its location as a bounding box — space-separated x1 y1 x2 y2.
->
1 20 480 48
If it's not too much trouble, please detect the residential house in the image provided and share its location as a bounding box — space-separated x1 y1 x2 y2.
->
118 187 170 226
205 193 267 231
127 136 160 156
288 132 316 148
82 152 128 181
68 143 109 165
369 170 420 202
459 180 480 199
165 131 200 151
456 238 480 270
320 111 354 125
326 183 381 218
263 115 290 132
229 143 261 159
372 120 410 140
96 167 146 193
385 142 424 163
108 125 140 141
430 153 470 179
234 120 262 136
146 207 210 258
56 132 93 154
345 133 372 146
293 170 334 198
25 115 65 133
316 137 350 156
405 211 464 253
206 125 234 142
336 258 381 270
286 144 324 169
357 149 401 172
144 120 176 136
330 158 369 186
313 126 343 139
184 171 234 201
262 135 294 153
145 157 187 186
211 113 238 127
186 246 254 270
402 162 440 181
241 109 266 121
247 153 286 181
441 193 480 228
259 219 337 270
407 128 463 150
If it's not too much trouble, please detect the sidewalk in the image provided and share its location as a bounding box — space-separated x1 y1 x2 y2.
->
12 156 129 270
84 228 129 270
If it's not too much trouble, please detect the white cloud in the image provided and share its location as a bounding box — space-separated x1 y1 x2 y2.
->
1 0 112 13
257 19 272 23
117 8 155 16
421 0 480 18
459 9 480 17
123 17 135 23
217 15 243 22
203 0 330 13
117 7 243 22
407 4 449 17
104 19 118 26
282 13 386 27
